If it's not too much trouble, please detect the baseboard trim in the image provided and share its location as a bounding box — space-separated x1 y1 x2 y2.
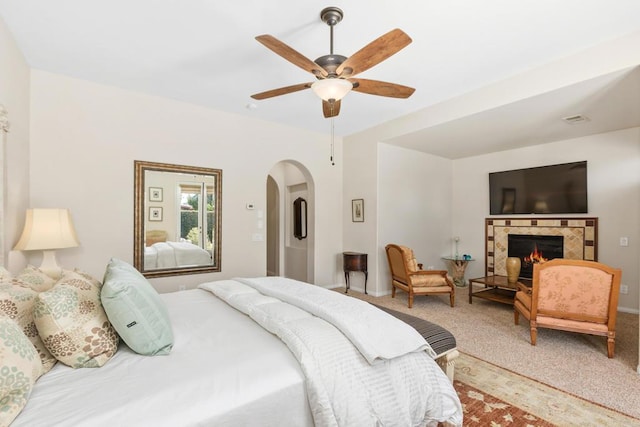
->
617 306 639 315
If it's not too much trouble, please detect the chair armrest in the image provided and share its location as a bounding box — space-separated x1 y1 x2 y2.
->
410 270 448 277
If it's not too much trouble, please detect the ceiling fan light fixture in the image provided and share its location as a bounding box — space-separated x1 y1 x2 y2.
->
311 78 352 102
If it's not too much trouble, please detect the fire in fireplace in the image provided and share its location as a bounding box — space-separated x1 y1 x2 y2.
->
524 245 547 264
508 234 564 279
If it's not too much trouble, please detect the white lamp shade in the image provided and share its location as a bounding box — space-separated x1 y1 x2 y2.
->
311 78 353 101
14 209 80 251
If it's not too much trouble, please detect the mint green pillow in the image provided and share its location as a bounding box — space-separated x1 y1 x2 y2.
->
101 259 173 355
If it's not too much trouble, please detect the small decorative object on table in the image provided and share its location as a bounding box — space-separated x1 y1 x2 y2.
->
506 257 521 284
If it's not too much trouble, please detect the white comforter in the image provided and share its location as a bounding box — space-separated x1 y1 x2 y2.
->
144 241 211 269
199 277 462 427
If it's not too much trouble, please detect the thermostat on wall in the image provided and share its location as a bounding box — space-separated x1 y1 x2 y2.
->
246 203 255 210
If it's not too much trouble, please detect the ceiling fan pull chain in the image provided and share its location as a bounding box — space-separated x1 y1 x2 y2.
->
330 116 335 166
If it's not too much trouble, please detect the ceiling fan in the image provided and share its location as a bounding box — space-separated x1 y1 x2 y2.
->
250 6 415 118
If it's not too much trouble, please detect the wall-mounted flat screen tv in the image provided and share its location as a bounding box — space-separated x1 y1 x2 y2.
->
489 161 588 215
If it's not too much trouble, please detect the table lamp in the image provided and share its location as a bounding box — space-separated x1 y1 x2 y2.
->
13 208 80 278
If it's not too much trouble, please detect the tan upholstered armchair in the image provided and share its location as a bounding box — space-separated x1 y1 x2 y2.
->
385 244 455 308
514 259 622 358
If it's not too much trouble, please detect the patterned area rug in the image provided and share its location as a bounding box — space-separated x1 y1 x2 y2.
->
455 353 640 426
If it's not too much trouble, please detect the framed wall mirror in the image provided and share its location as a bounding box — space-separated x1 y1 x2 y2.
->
293 197 307 240
134 160 222 277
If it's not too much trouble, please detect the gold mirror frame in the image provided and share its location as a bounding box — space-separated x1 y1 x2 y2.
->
134 160 222 277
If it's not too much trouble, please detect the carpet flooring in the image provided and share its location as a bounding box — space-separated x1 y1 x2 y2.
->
345 286 640 420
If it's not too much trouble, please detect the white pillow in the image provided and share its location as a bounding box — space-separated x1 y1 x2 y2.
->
101 258 173 355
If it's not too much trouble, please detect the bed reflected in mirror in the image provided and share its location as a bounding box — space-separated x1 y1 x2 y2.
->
134 161 222 277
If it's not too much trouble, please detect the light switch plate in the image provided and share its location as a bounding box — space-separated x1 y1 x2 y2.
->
620 237 629 247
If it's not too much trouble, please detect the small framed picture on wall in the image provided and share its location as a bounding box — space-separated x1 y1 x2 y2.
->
149 207 163 221
352 199 364 222
149 187 163 202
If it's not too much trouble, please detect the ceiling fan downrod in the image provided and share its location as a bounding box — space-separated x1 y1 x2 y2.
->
320 7 343 56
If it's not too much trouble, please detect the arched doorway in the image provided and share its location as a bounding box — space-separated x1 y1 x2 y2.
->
266 160 314 283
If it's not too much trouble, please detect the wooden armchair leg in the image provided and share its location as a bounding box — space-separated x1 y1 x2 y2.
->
391 286 396 298
514 310 519 325
449 291 454 307
607 332 615 358
408 294 414 309
530 321 537 346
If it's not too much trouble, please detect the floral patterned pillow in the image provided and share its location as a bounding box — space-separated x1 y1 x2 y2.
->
15 266 57 292
0 282 57 373
34 270 119 368
0 317 43 426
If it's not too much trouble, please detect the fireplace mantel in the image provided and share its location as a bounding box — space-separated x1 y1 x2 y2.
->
485 217 598 276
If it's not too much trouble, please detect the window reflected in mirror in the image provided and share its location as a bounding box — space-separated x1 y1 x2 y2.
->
134 161 222 277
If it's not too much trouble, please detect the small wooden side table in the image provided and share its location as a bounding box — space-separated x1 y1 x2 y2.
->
343 252 368 294
441 257 474 287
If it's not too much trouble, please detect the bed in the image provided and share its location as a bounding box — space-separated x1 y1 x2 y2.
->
10 273 462 426
144 241 212 269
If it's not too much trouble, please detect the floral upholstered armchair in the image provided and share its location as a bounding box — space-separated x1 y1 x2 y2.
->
385 244 455 308
514 258 622 358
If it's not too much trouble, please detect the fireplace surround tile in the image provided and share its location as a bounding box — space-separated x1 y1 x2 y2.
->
485 217 598 276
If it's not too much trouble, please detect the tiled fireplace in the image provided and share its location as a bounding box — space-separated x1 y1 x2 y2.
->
485 217 598 277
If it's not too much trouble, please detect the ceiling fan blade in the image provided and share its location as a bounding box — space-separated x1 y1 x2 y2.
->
336 29 412 77
351 78 415 98
251 82 312 100
322 100 341 118
256 35 328 78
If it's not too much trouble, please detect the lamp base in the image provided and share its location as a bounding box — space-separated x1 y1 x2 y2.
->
39 250 63 279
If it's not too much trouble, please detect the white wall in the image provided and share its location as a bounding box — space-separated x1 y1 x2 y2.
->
0 16 30 272
452 127 640 311
377 144 453 294
342 133 381 294
342 137 454 296
25 70 344 292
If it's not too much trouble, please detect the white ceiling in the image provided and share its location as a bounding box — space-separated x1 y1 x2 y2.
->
2 1 640 158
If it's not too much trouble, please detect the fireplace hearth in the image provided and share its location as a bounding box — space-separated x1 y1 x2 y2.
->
484 217 598 277
508 234 564 279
